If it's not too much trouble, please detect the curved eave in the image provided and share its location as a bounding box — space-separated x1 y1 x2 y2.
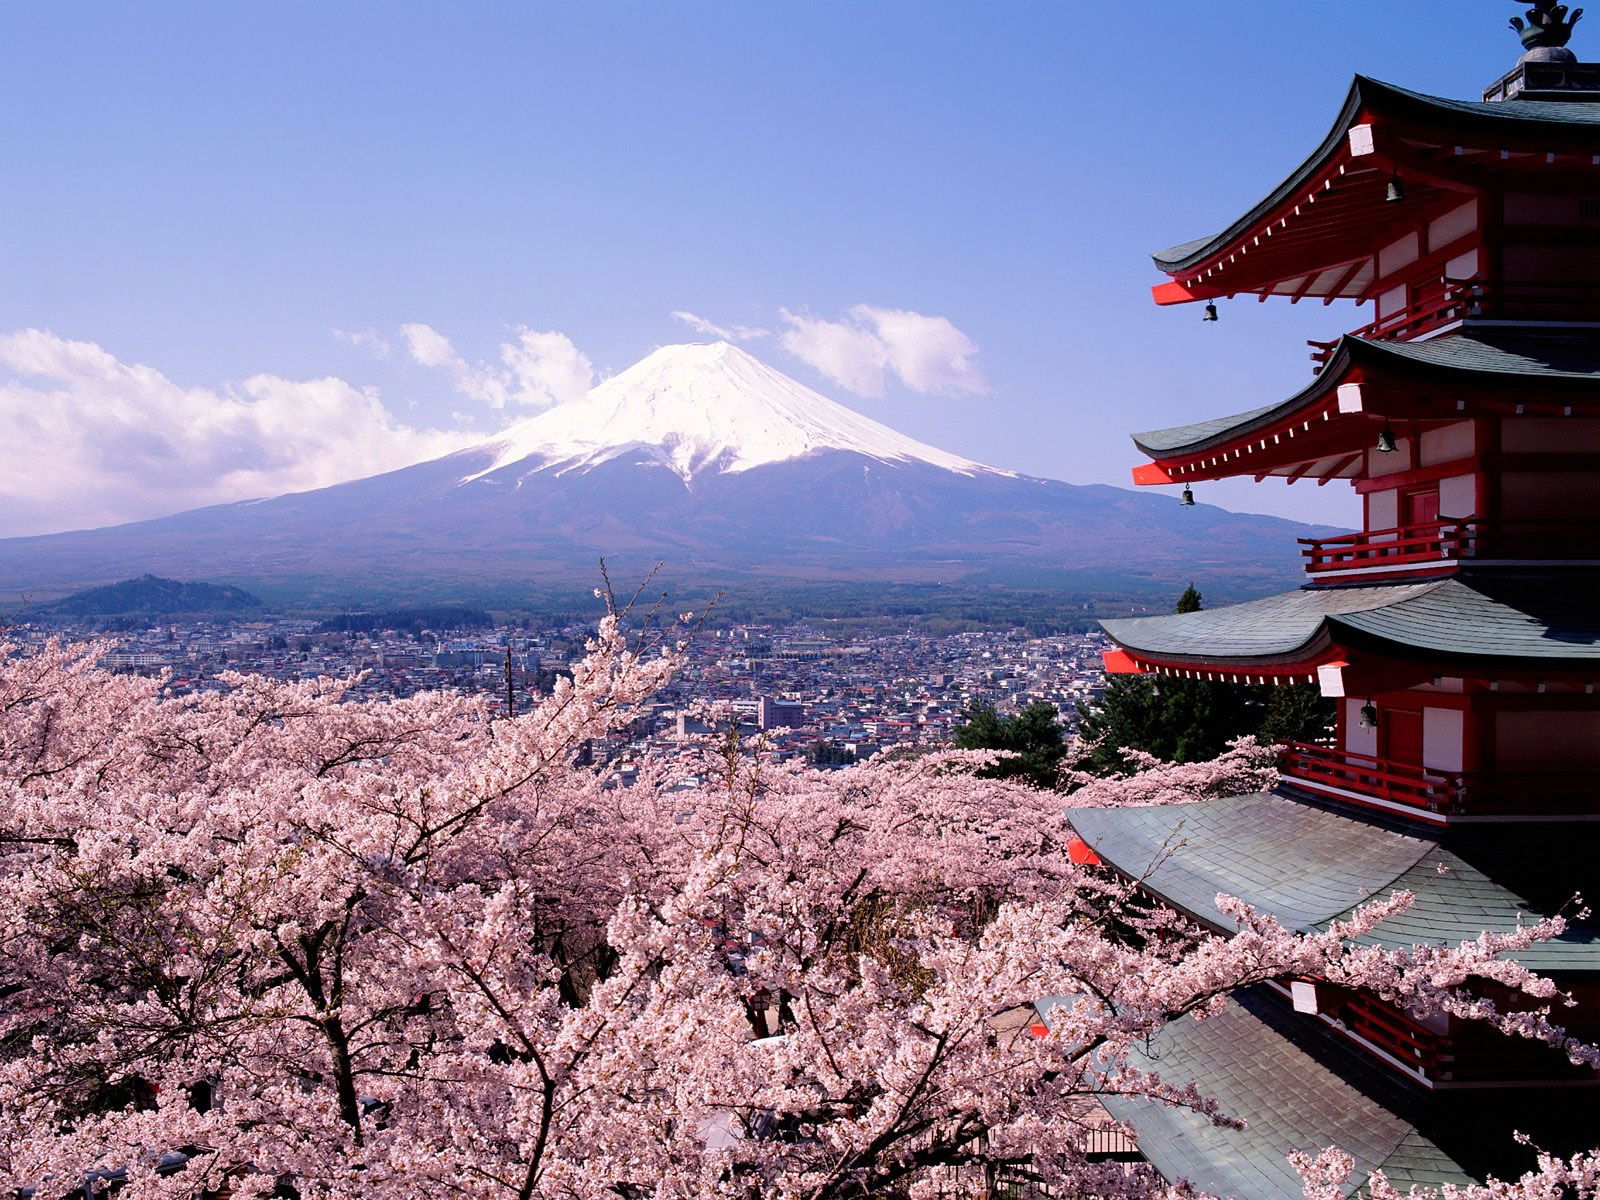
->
1130 333 1600 484
1100 584 1360 675
1131 351 1348 460
1152 77 1369 274
1102 640 1337 684
1150 76 1600 297
1102 579 1600 678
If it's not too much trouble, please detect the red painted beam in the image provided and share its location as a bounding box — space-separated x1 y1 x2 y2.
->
1355 456 1479 495
1102 648 1143 675
1317 452 1363 485
1285 459 1321 486
1322 258 1371 304
1152 279 1227 307
1131 462 1177 486
1066 837 1103 867
1105 645 1346 684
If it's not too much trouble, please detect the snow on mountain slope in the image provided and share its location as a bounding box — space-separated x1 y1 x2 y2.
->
465 341 1004 483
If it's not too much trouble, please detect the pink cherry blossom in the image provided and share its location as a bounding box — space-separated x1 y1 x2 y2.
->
1 617 1593 1200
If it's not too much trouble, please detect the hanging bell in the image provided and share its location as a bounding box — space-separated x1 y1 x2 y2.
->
1376 424 1398 453
1202 302 1219 322
1385 173 1406 204
1180 486 1196 507
1359 701 1378 729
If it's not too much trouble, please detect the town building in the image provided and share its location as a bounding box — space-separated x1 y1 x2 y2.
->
1070 9 1600 1195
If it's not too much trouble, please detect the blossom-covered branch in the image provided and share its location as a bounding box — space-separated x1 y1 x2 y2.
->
0 627 1591 1200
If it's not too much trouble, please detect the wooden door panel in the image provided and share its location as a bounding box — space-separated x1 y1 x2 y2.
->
1385 708 1424 767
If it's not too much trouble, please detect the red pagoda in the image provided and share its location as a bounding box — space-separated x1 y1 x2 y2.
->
1067 8 1600 1195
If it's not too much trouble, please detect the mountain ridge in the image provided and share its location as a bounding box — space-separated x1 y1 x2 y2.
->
0 342 1336 607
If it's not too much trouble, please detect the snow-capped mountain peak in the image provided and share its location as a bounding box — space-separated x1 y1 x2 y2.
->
465 341 1002 483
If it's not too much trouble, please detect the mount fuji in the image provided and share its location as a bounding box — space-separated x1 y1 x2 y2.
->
470 340 994 484
0 342 1330 607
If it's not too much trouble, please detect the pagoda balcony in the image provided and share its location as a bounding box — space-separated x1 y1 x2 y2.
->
1278 742 1467 818
1312 985 1446 1080
1308 280 1600 374
1287 981 1599 1086
1279 743 1599 821
1299 517 1600 581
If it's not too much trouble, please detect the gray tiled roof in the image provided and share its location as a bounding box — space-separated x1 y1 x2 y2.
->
1153 76 1600 271
1132 403 1286 456
1067 792 1600 971
1329 852 1600 973
1131 332 1600 458
1372 77 1600 128
1369 331 1600 379
1093 989 1475 1200
1100 582 1442 662
1069 792 1427 930
1333 578 1600 666
1101 578 1600 669
1380 1129 1481 1195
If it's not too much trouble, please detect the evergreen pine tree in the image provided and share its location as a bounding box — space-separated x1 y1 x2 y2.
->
953 700 1067 789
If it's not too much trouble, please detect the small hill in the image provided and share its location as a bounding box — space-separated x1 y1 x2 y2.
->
37 575 265 617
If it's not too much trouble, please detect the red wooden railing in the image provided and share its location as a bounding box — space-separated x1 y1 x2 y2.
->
1280 745 1600 818
1308 284 1474 372
1300 517 1600 577
1308 279 1600 373
1310 981 1600 1083
1299 519 1470 573
1338 990 1445 1077
1277 742 1465 815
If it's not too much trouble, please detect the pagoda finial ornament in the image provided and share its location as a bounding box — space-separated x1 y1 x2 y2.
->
1510 1 1584 54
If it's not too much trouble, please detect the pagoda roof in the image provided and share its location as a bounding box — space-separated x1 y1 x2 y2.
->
1083 988 1476 1199
1153 76 1600 289
1067 791 1600 973
1369 328 1600 381
1132 330 1600 465
1100 577 1600 673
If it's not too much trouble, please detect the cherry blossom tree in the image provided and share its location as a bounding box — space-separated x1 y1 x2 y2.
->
1294 1144 1600 1200
1 614 1595 1200
1061 734 1280 807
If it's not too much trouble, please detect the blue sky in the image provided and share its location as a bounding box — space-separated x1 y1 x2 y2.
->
0 2 1528 535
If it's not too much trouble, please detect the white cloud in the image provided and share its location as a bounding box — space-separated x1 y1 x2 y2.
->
403 322 593 411
400 322 459 369
497 329 594 410
332 327 391 359
778 304 986 398
670 311 770 343
778 309 892 398
0 329 476 537
858 306 985 395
